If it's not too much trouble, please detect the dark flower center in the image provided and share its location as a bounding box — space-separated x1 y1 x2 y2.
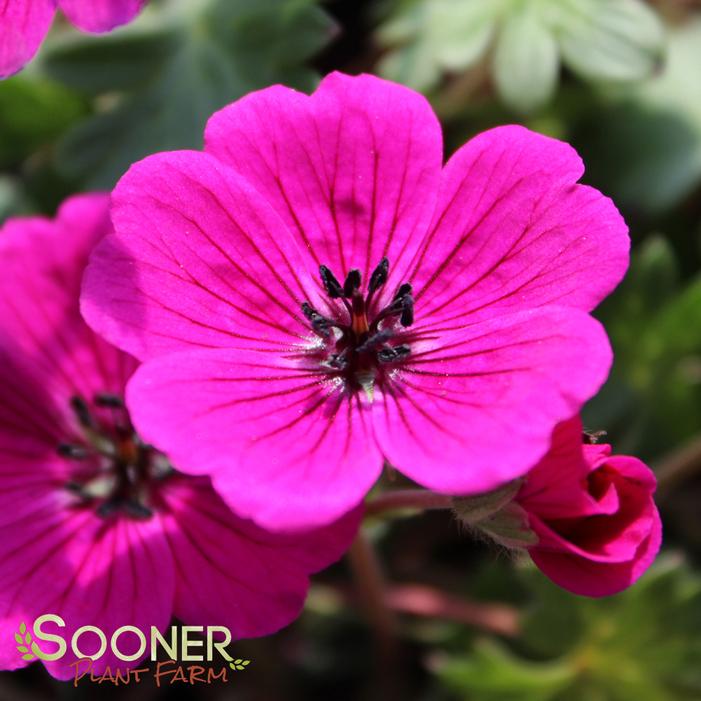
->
301 258 414 396
58 394 173 520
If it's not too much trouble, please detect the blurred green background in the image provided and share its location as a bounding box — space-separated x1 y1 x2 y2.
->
1 0 700 699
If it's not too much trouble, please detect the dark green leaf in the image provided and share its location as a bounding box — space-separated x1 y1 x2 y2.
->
44 0 336 188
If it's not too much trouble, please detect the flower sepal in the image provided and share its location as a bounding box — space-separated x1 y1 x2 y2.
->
453 479 539 550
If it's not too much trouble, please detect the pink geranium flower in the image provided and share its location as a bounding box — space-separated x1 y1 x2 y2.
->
0 194 359 680
82 72 629 531
0 0 147 78
517 418 662 596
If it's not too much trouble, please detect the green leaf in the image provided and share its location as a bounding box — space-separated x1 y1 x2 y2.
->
14 633 23 645
43 0 336 189
587 237 701 456
553 0 665 82
377 0 501 91
493 4 559 113
579 20 701 213
434 559 701 701
22 654 34 661
17 646 28 653
39 27 178 95
19 623 26 635
377 0 664 108
0 75 87 168
436 638 574 700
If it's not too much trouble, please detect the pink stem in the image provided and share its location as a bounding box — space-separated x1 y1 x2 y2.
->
365 489 453 517
386 584 520 638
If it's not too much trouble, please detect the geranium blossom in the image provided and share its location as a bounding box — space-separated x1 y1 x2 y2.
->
0 194 359 680
518 418 662 596
82 72 629 531
0 0 147 79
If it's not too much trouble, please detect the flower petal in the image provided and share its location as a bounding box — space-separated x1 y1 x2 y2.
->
161 476 360 638
82 151 321 361
518 417 614 519
0 502 174 679
534 456 658 563
58 0 146 32
0 195 137 404
0 0 55 78
373 307 612 495
205 72 442 292
530 505 662 597
0 347 71 510
409 125 629 327
126 348 379 531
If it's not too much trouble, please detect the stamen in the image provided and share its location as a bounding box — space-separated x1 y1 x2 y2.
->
94 393 124 408
378 345 411 363
400 294 414 327
123 500 153 520
57 443 89 460
356 329 393 353
307 259 414 380
368 257 389 294
328 351 349 370
301 302 333 337
319 265 344 299
70 396 94 429
393 283 412 302
343 269 362 297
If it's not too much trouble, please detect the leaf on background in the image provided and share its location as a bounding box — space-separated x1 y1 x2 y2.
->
39 0 337 189
434 557 701 701
577 20 701 213
585 237 701 458
377 0 502 91
0 176 33 222
493 4 559 113
0 74 87 168
377 0 664 113
435 638 574 701
551 0 665 82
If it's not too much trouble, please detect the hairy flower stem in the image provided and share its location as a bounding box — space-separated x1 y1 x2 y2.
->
365 489 453 518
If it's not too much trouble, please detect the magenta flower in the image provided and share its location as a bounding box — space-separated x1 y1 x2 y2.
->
0 0 147 79
82 72 629 532
516 417 662 596
0 194 359 679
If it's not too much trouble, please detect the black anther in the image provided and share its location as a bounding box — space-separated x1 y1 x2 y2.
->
400 294 414 327
393 283 412 301
377 345 411 363
57 443 89 460
368 257 389 293
343 269 362 297
301 302 332 337
319 265 344 298
356 329 393 353
70 396 94 429
94 393 124 408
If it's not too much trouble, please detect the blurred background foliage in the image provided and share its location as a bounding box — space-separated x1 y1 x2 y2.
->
1 0 700 700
